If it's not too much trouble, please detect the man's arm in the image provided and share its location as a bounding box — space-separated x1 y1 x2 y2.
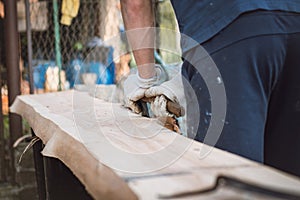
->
120 0 181 116
120 0 156 79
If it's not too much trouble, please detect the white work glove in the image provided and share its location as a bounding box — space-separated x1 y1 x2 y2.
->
123 64 167 114
145 73 184 117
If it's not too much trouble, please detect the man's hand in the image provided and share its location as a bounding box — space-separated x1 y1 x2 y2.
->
145 73 184 117
123 64 167 114
123 74 146 113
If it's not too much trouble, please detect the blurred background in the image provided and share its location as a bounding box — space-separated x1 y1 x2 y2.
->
0 0 179 199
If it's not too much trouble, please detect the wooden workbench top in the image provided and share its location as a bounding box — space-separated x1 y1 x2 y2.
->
11 90 300 199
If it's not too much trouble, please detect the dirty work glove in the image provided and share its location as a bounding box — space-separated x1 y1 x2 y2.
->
145 73 184 117
123 64 167 114
150 95 174 117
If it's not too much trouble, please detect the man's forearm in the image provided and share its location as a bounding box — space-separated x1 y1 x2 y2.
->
121 0 156 79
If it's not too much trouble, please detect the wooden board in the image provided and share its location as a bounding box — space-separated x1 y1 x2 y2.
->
11 90 300 199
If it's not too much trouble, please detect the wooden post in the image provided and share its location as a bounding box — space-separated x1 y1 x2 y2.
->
0 19 6 182
3 0 23 183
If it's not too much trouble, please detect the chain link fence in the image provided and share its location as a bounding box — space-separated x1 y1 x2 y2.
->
17 0 179 93
19 0 122 93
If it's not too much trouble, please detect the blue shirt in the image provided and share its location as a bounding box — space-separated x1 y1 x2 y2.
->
170 0 300 45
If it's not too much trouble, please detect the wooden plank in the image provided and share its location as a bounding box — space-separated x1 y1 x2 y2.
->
11 91 138 200
10 90 300 199
128 166 300 199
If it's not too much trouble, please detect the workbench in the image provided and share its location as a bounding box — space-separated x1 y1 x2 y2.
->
11 90 300 199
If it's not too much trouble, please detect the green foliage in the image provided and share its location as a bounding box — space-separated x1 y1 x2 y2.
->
2 115 31 140
157 1 182 64
22 119 31 135
3 115 9 140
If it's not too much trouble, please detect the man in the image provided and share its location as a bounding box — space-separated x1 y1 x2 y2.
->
120 0 300 177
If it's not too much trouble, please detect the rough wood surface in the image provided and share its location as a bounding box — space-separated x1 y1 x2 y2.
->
11 90 300 199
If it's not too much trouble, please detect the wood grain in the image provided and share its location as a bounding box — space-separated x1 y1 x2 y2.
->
11 90 300 200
